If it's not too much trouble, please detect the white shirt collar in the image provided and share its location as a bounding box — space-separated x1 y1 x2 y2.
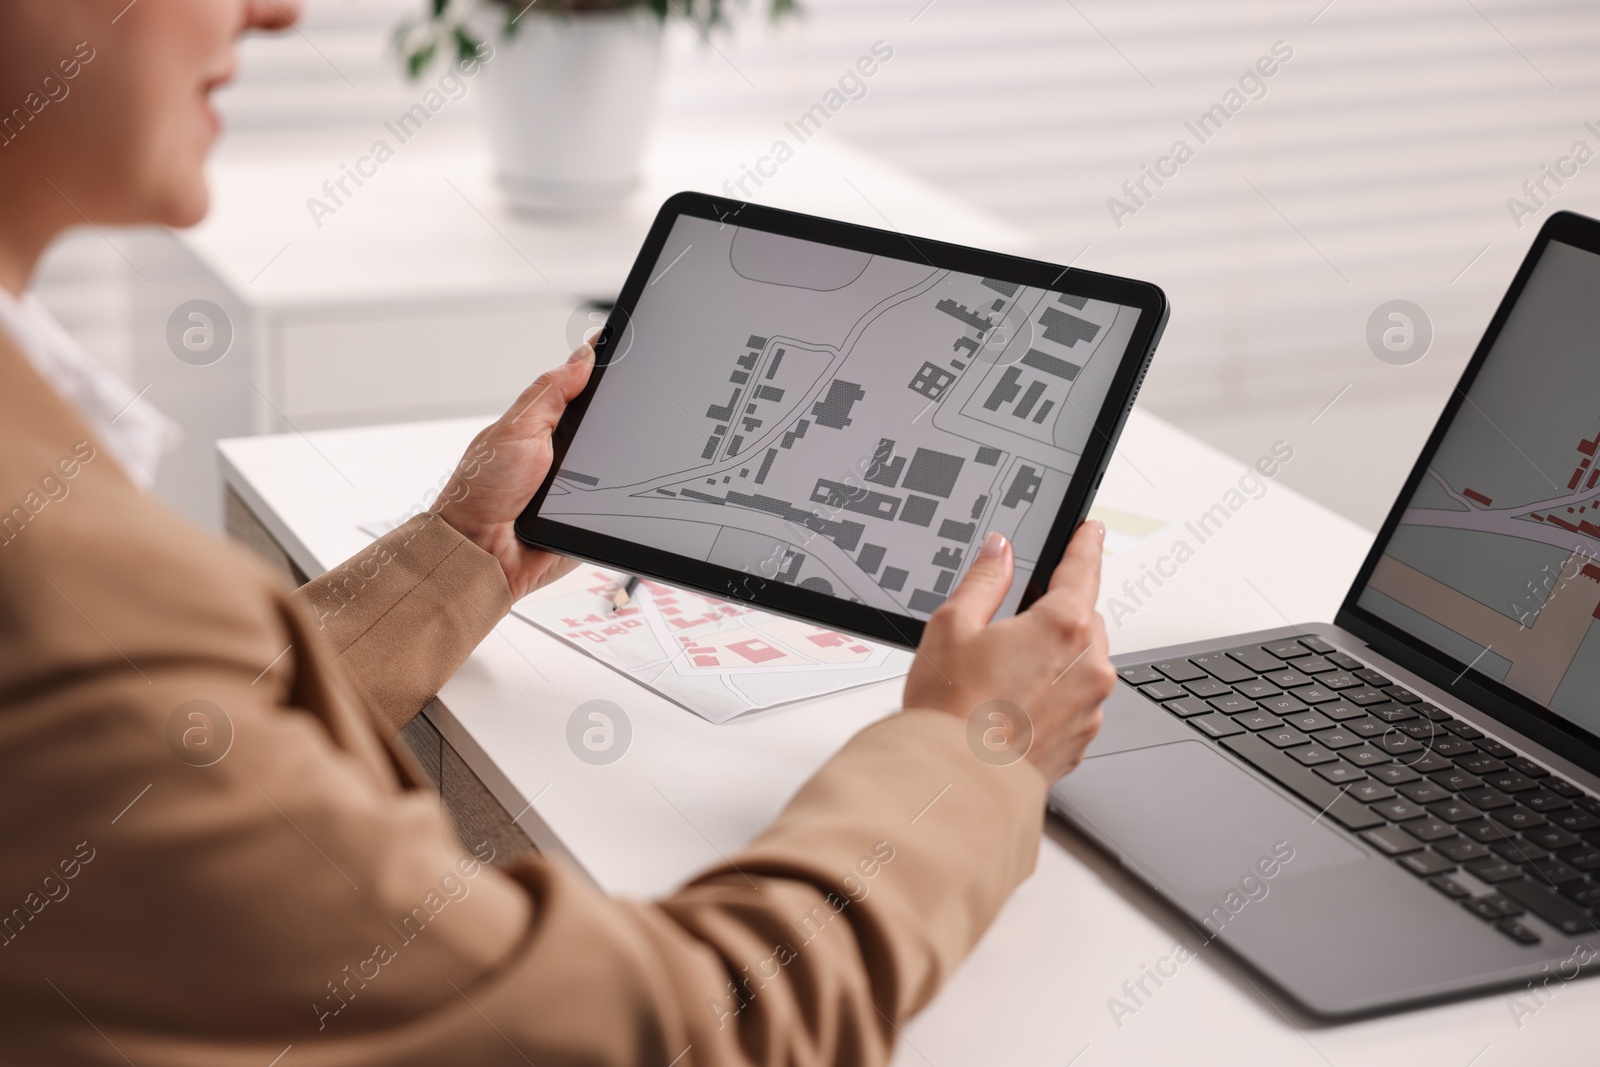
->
0 287 180 489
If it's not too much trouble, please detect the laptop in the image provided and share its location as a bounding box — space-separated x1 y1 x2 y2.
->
1051 209 1600 1018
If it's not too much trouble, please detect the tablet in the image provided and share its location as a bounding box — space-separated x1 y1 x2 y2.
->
515 192 1168 649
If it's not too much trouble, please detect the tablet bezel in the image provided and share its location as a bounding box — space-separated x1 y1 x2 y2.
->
514 191 1168 650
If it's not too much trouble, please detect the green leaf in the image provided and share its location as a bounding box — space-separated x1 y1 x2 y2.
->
406 40 438 78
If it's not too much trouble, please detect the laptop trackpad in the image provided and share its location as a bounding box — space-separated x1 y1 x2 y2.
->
1051 740 1367 902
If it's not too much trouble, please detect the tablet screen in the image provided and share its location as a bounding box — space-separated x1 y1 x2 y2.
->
541 212 1146 621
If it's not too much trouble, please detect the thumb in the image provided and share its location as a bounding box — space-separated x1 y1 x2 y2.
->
940 531 1014 633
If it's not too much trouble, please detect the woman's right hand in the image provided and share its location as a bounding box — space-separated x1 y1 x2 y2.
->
903 521 1116 781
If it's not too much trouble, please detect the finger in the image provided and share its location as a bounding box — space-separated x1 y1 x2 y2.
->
1041 519 1105 609
507 347 593 434
937 531 1014 634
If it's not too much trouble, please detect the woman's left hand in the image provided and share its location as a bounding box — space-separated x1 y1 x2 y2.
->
435 346 594 600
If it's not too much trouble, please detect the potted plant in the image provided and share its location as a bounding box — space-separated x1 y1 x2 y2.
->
397 0 797 212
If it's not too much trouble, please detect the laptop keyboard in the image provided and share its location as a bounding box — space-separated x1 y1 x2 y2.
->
1120 634 1600 948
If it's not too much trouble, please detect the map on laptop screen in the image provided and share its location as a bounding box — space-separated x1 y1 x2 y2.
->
1356 240 1600 736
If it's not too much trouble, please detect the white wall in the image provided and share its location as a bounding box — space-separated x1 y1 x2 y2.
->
35 0 1600 528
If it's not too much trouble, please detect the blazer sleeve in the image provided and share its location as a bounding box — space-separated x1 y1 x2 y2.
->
291 511 514 736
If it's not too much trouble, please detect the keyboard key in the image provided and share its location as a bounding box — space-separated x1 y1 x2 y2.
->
1319 673 1363 691
1554 811 1600 833
1234 711 1284 732
1419 703 1454 722
1431 769 1483 792
1457 755 1507 775
1383 685 1423 705
1398 781 1451 804
1154 659 1208 683
1560 882 1600 908
1525 826 1581 851
1208 694 1258 715
1342 745 1391 768
1354 669 1393 687
1483 773 1539 794
1316 763 1367 784
1430 874 1473 898
1398 721 1443 741
1184 678 1233 698
1406 752 1454 774
1345 717 1387 738
1507 758 1549 779
1433 738 1478 757
1327 652 1364 670
1491 840 1548 864
1261 727 1311 749
1188 714 1245 740
1298 636 1337 654
1264 669 1314 689
1459 819 1515 844
1295 686 1338 705
1235 678 1283 700
1438 838 1492 862
1376 733 1426 756
1164 697 1214 718
1544 778 1584 798
1495 918 1542 945
1466 858 1525 884
1478 740 1516 759
1295 656 1337 675
1318 729 1364 750
1263 641 1311 659
1369 704 1419 724
1403 817 1457 842
1444 720 1484 739
1493 807 1548 831
1523 857 1585 885
1463 893 1523 920
1524 791 1573 814
1460 787 1514 810
1228 646 1286 673
1142 681 1188 702
1362 822 1426 855
1259 695 1310 716
1578 796 1600 816
1370 765 1422 786
1362 825 1423 855
1556 846 1600 870
1282 711 1334 732
1217 734 1384 831
1349 781 1396 802
1344 687 1388 706
1400 850 1457 877
1371 799 1425 821
1289 744 1339 767
1190 653 1258 684
1427 800 1484 824
1120 665 1164 686
1498 880 1600 935
1320 700 1368 720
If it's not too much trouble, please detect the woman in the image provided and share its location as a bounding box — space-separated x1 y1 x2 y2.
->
0 2 1114 1064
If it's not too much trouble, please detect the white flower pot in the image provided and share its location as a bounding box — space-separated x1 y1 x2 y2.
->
478 9 665 212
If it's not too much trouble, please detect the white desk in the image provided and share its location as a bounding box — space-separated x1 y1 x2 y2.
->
219 412 1596 1065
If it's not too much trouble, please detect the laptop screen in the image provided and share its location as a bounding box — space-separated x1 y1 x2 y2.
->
1354 238 1600 739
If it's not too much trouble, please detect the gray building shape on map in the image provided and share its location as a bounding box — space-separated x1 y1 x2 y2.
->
902 448 965 499
811 380 866 429
1039 306 1101 348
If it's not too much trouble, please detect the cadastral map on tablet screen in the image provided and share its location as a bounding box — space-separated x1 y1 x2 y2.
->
544 214 1144 621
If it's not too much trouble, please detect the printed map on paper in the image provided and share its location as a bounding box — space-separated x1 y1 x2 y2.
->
511 568 912 723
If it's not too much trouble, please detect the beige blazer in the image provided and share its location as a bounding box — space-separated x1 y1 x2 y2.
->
0 334 1047 1066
